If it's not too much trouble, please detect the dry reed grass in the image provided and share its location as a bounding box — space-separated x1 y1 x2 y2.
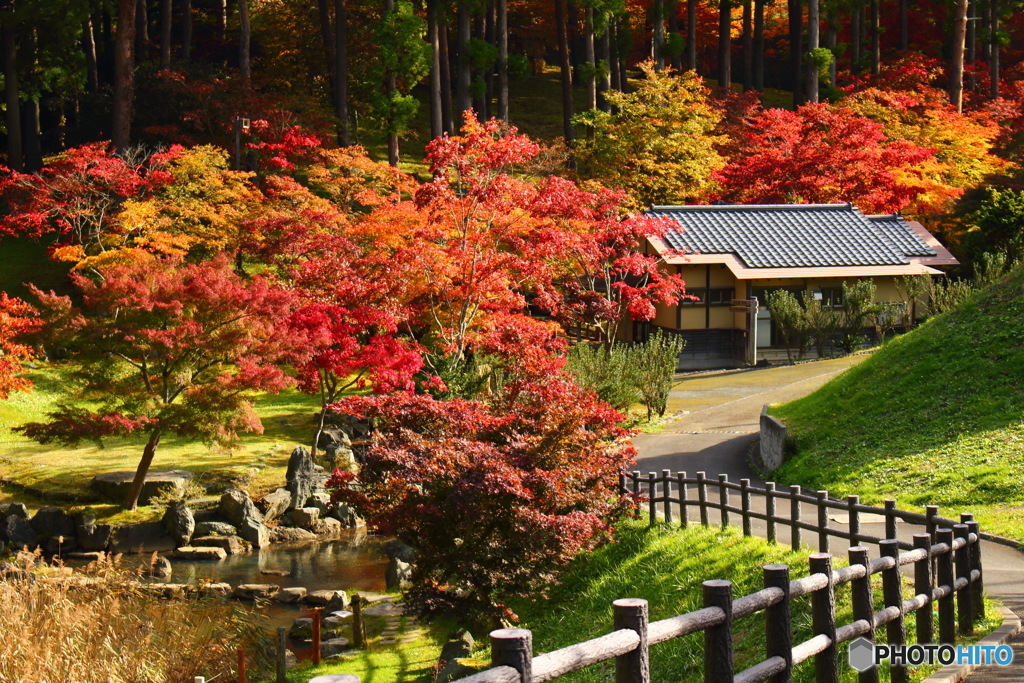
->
0 552 269 683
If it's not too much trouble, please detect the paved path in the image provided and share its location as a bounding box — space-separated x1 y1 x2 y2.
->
631 357 1024 681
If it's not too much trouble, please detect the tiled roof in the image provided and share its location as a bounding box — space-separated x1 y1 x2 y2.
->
649 203 933 269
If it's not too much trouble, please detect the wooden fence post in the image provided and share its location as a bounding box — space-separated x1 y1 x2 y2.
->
764 565 792 683
884 500 898 540
912 533 934 645
766 482 777 544
492 628 534 683
936 528 956 644
741 479 752 536
719 474 731 529
276 626 287 683
849 546 878 683
312 607 322 665
648 472 657 525
966 519 984 620
703 580 733 683
662 469 673 524
810 554 838 683
237 647 247 683
925 505 939 539
954 524 974 635
847 495 860 547
351 594 366 649
619 473 626 496
677 471 688 529
816 491 830 553
790 485 802 551
613 599 650 683
698 472 710 527
880 539 907 683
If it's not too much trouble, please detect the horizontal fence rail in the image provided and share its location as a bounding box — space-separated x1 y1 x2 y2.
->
452 472 986 683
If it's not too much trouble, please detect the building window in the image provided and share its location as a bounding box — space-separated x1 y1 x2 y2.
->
682 288 735 305
818 286 843 308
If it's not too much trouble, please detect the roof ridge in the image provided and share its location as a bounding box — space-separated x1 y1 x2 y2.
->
649 203 853 211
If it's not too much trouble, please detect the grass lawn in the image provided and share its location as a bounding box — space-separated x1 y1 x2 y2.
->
772 265 1024 543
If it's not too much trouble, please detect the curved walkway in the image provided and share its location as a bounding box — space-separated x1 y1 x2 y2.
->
631 357 1024 681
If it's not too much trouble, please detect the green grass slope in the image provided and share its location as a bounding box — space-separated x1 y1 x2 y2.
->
773 266 1024 541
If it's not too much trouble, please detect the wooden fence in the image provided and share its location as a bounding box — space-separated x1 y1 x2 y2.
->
451 471 986 683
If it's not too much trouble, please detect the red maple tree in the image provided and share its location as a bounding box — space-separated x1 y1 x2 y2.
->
0 293 40 399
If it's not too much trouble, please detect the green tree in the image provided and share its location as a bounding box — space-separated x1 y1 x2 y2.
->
838 279 876 352
628 329 685 420
970 188 1024 266
803 293 840 358
768 290 809 361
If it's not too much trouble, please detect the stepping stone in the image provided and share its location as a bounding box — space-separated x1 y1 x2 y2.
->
379 638 397 645
172 546 227 561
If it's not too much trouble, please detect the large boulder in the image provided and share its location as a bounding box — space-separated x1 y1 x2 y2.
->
173 546 228 561
162 501 195 546
194 521 237 537
109 522 177 554
150 555 172 579
433 629 477 683
385 557 412 591
285 446 326 510
75 515 113 552
288 507 320 529
259 488 291 523
1 515 38 551
30 507 77 550
0 502 29 520
191 535 250 555
91 470 193 506
275 587 307 604
233 583 280 600
269 527 316 544
218 490 269 549
383 539 416 563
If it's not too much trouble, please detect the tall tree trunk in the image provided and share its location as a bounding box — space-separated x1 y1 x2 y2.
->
456 0 471 117
718 0 731 92
335 0 350 145
160 0 172 67
2 18 22 172
653 0 665 69
181 0 191 60
124 429 162 511
484 0 495 120
21 30 39 172
428 0 444 136
788 0 802 105
753 0 764 90
609 18 621 94
869 0 879 75
949 0 967 112
439 3 453 133
554 0 574 151
850 1 861 74
826 7 836 88
598 18 611 111
472 11 486 120
990 0 999 99
385 0 398 166
686 0 696 70
84 19 99 93
217 0 227 40
136 0 148 57
806 0 818 103
317 0 336 92
238 0 251 84
667 0 681 71
112 0 137 151
618 18 629 94
742 0 752 91
497 0 508 121
899 0 908 50
966 0 975 91
584 7 596 109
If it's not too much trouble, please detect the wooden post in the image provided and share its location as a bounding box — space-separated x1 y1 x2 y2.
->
810 554 838 683
955 523 974 635
613 599 650 683
884 499 898 540
740 479 752 536
662 469 673 524
618 473 627 496
816 491 830 553
766 482 777 543
936 528 956 644
764 565 792 683
880 540 907 683
631 470 641 497
237 648 247 683
848 495 860 547
677 471 688 529
312 608 322 665
351 594 366 648
697 471 710 527
925 505 939 539
849 547 878 683
703 580 734 683
719 474 731 529
966 519 984 620
648 472 657 525
491 628 533 683
790 485 802 550
276 626 287 683
912 533 934 645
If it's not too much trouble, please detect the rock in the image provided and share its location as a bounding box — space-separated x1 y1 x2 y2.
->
320 637 350 658
289 617 314 637
285 446 326 509
46 536 75 555
307 589 346 606
191 535 250 555
173 546 228 561
317 426 352 451
268 527 316 543
383 539 416 563
194 521 237 537
275 587 307 603
75 515 113 552
157 583 190 599
361 601 404 617
385 557 412 591
312 517 342 535
64 551 106 562
0 562 33 582
433 629 476 683
30 507 77 546
325 590 348 612
218 490 269 549
328 504 363 528
323 616 346 630
191 508 221 523
289 507 320 529
305 492 331 515
233 583 280 600
259 488 291 523
151 555 173 578
260 569 289 576
162 501 195 546
1 514 38 550
199 582 232 597
91 470 193 506
109 522 177 554
0 502 29 520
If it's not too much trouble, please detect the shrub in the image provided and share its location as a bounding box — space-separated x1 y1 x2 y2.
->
565 343 639 412
768 290 809 360
802 294 840 358
628 330 686 420
837 280 876 352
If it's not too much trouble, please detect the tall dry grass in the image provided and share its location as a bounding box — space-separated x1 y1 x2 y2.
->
0 553 269 683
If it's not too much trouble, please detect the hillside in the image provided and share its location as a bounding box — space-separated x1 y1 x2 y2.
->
773 265 1024 541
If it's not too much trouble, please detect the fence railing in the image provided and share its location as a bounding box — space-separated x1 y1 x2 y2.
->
452 471 986 683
